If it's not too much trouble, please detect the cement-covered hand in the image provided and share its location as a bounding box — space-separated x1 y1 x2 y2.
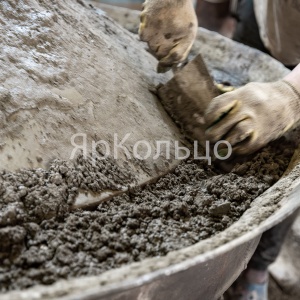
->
139 0 198 71
205 80 300 155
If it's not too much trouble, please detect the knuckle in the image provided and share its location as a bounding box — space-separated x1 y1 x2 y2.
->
148 39 160 50
209 99 223 111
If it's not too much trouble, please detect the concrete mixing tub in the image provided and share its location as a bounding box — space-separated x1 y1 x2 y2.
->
58 32 300 300
2 4 300 300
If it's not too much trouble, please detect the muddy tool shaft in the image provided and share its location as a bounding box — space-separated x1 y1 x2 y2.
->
158 54 219 145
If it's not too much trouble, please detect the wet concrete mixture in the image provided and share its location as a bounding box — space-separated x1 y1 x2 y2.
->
0 138 295 292
0 0 298 296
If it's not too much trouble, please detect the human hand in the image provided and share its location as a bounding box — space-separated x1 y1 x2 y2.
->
205 81 300 155
139 0 198 72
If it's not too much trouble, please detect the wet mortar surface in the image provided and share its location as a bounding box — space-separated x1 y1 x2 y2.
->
0 138 295 292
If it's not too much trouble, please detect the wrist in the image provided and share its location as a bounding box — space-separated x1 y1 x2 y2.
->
283 64 300 95
279 80 300 128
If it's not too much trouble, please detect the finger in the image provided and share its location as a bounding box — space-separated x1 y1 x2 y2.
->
224 121 259 155
138 12 147 41
205 93 240 126
215 83 235 94
205 111 249 143
150 35 187 61
234 139 258 156
155 40 178 60
225 119 254 146
147 37 172 59
158 37 194 67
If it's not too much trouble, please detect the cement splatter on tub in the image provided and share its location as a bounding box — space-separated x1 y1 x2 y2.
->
0 138 295 292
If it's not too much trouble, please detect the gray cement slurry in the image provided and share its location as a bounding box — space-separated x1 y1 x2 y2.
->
0 138 295 292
